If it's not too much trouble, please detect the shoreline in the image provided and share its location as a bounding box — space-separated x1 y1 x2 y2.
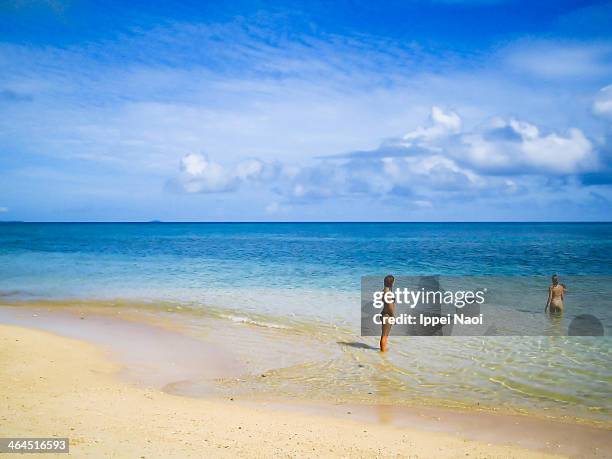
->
0 300 610 427
0 322 571 458
1 304 610 457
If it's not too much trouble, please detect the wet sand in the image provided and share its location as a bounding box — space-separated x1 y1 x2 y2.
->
1 304 610 457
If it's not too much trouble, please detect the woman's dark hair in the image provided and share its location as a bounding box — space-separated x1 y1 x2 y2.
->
552 274 559 285
384 275 395 288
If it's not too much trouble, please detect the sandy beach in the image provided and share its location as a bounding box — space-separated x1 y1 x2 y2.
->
0 323 558 458
1 306 610 458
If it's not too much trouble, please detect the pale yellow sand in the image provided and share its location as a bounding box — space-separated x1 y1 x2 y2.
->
0 324 563 458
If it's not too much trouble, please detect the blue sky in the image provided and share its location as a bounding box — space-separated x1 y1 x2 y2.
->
1 0 612 221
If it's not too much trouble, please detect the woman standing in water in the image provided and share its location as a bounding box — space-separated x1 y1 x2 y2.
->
380 275 395 352
545 274 565 314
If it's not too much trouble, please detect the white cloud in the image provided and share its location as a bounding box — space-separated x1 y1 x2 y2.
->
171 105 603 210
0 207 8 213
181 153 208 175
174 154 282 194
378 154 488 193
178 154 236 193
235 159 264 180
593 85 612 116
460 119 595 174
403 106 461 144
519 128 593 173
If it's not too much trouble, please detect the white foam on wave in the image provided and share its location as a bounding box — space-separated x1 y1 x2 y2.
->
219 313 290 330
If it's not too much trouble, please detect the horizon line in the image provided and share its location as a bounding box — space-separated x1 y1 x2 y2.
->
1 221 611 224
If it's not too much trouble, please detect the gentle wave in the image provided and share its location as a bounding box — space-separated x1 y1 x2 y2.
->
218 313 290 329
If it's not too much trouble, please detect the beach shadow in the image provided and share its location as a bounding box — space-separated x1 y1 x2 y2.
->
337 341 379 351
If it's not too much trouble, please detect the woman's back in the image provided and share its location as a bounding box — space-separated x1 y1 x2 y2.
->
549 283 564 311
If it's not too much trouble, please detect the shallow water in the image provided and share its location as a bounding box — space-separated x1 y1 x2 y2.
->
0 222 610 424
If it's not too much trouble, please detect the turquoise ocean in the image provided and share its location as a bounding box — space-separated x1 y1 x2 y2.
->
1 222 610 423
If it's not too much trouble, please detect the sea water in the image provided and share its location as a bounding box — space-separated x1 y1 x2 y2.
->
0 222 610 423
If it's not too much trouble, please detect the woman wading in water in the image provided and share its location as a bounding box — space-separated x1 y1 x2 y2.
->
545 274 565 314
380 275 395 352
